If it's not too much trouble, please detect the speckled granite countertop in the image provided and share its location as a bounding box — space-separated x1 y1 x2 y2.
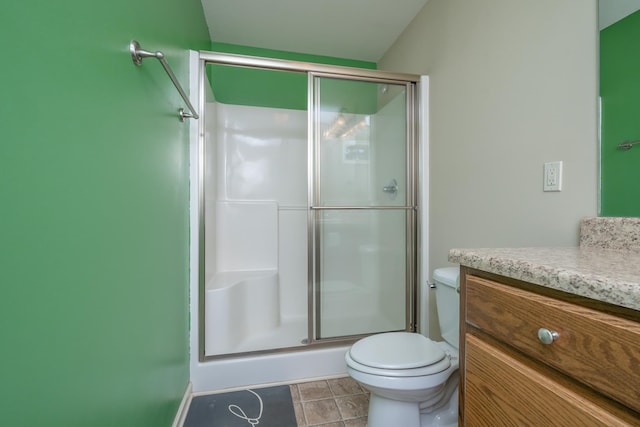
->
449 247 640 312
449 217 640 312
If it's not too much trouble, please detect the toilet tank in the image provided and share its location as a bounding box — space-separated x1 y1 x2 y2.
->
433 267 460 349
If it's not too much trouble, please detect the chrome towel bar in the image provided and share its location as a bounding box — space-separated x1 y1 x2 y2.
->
129 40 199 121
618 140 640 151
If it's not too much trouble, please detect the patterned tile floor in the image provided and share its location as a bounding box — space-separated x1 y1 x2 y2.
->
290 377 369 426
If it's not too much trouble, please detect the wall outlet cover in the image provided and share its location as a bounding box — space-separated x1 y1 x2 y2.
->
544 161 563 192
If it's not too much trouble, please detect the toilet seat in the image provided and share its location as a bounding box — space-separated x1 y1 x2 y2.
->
347 332 451 377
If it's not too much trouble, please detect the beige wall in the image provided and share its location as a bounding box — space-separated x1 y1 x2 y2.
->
380 0 599 274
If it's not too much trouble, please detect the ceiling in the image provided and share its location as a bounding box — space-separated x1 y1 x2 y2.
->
200 0 430 62
200 1 640 62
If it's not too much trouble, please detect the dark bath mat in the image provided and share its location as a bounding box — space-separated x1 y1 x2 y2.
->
184 385 297 427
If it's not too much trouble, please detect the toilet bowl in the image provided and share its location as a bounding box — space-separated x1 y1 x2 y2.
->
345 267 460 427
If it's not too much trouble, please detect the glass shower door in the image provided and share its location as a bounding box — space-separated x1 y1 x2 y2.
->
310 74 416 340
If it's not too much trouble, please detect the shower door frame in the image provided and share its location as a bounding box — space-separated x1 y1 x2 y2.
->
197 51 421 360
307 72 419 344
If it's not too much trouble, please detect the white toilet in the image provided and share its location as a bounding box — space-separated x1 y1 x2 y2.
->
345 267 460 427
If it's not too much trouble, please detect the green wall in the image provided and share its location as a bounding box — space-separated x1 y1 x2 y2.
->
208 43 377 111
600 10 640 216
0 1 209 426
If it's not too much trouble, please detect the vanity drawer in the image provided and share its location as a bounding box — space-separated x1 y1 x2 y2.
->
465 333 640 426
465 274 640 414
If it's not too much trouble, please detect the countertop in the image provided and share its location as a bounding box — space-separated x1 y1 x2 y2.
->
449 246 640 312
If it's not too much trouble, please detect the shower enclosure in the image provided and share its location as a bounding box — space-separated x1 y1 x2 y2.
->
197 52 420 359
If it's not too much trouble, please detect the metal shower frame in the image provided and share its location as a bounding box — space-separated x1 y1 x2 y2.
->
196 50 422 360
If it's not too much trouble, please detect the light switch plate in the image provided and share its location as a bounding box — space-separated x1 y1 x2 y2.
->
543 161 562 192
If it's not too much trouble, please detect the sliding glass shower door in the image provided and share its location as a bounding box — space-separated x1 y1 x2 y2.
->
198 50 420 359
309 74 417 341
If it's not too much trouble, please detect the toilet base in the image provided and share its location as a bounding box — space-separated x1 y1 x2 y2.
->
420 388 458 427
367 394 421 427
365 384 459 427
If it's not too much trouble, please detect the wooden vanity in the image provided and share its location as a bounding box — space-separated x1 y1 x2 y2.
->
449 217 640 427
459 267 640 426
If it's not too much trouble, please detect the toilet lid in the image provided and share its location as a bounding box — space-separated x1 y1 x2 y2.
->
349 332 446 369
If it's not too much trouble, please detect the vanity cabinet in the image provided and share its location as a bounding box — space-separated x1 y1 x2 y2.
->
459 268 640 426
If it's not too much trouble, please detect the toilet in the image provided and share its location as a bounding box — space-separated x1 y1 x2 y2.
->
345 267 460 427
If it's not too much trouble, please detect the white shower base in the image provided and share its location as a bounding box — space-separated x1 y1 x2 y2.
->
191 344 351 392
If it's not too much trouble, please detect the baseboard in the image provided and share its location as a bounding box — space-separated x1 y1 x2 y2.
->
172 382 193 427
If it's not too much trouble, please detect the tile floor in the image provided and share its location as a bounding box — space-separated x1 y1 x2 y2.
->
290 377 369 426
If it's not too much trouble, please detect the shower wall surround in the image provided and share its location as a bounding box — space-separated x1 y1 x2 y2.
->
202 98 405 355
204 102 309 355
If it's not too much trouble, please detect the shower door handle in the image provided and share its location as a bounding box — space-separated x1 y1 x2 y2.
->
383 179 398 197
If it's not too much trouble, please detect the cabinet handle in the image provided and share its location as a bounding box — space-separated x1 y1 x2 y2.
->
537 328 559 345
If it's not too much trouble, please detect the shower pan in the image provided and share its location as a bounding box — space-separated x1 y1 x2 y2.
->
194 52 422 363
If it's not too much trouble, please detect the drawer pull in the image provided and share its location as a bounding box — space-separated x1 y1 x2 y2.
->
537 328 559 345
